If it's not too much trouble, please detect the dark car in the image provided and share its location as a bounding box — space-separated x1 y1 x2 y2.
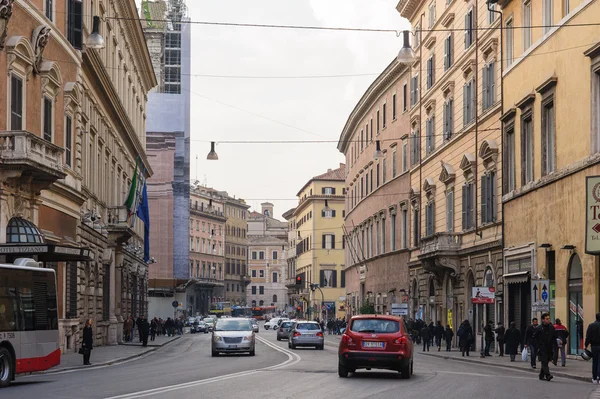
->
338 315 413 379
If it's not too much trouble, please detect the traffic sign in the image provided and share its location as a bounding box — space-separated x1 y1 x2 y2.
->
532 279 550 312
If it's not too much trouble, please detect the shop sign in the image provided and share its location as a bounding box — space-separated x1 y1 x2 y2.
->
472 287 495 304
585 176 600 254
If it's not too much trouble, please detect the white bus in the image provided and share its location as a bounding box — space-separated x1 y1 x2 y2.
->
0 259 60 387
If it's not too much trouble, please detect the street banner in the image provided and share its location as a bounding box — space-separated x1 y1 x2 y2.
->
471 287 495 304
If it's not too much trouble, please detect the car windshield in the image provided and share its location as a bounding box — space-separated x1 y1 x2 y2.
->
350 319 400 333
296 323 320 330
281 322 293 328
215 320 252 331
204 318 214 324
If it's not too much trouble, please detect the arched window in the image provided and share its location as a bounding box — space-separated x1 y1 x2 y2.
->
251 300 256 306
429 279 435 297
259 300 264 306
484 267 495 287
6 217 44 243
272 294 277 303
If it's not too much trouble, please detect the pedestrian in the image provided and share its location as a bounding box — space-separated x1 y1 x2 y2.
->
141 317 150 347
420 324 430 352
533 312 556 381
484 320 494 356
123 317 132 342
82 318 94 366
457 320 473 357
150 318 157 342
434 321 444 352
584 312 600 384
444 325 454 352
525 317 539 369
505 321 521 362
495 321 505 357
553 318 568 367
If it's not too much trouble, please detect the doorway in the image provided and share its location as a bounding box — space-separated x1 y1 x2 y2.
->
568 254 583 355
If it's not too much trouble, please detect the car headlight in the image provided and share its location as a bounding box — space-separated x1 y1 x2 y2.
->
243 335 254 341
213 335 223 342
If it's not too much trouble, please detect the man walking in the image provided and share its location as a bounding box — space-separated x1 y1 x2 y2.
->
525 317 539 368
534 312 556 381
553 318 569 367
495 321 506 357
421 324 430 352
585 312 600 384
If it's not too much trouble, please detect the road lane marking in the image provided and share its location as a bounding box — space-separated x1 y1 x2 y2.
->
436 370 541 380
103 336 301 399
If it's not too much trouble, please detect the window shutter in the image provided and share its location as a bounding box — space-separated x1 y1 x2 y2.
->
320 270 325 287
482 65 488 110
322 234 326 249
449 34 453 65
71 0 83 50
490 63 495 106
462 185 467 229
464 13 469 48
448 192 454 231
481 174 488 223
490 172 496 221
331 234 336 249
341 270 346 288
332 210 336 218
463 85 468 124
431 116 435 149
471 82 476 120
449 99 453 136
321 187 325 194
332 270 338 288
332 188 336 195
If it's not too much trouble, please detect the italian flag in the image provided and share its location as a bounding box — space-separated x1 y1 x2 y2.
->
124 160 138 217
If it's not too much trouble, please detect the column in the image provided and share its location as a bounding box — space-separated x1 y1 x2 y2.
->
108 248 118 345
115 250 124 343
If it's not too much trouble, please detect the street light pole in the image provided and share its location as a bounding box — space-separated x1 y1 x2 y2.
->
310 283 326 320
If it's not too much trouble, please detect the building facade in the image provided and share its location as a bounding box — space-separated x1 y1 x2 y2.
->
499 0 600 353
223 195 250 305
143 0 192 319
0 0 155 351
293 165 347 321
337 61 412 319
282 208 298 312
396 0 503 337
187 185 226 315
247 203 288 311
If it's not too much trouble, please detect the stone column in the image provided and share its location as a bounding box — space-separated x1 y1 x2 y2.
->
108 248 118 345
115 250 124 343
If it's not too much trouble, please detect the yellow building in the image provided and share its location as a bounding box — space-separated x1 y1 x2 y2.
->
499 0 600 354
396 0 503 337
294 164 347 320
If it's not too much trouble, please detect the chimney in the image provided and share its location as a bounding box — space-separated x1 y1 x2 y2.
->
327 168 332 173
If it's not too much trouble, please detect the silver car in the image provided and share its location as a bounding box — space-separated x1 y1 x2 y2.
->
212 318 255 356
276 321 295 341
249 318 259 333
288 321 324 350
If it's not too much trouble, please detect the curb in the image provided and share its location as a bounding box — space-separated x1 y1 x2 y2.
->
119 336 181 348
420 352 590 383
20 336 181 376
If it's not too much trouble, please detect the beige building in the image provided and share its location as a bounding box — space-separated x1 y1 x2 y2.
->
396 0 502 336
282 208 298 311
224 195 250 305
0 0 155 351
499 0 600 353
338 60 412 318
293 165 347 320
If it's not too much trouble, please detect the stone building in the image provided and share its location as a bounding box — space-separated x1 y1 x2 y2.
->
337 60 412 319
0 0 156 351
282 208 298 311
396 0 503 339
223 194 250 305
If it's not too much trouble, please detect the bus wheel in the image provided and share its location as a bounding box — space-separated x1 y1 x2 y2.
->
0 347 13 387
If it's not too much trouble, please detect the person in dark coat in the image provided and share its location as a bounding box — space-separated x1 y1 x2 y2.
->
525 317 539 368
457 320 473 357
553 318 568 367
428 322 435 346
444 325 454 352
420 325 430 351
484 320 494 356
434 321 445 352
141 317 150 347
82 318 94 365
495 322 506 357
533 312 556 381
505 321 521 361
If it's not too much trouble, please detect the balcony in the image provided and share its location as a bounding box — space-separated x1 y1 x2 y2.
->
189 202 226 221
0 131 66 188
106 206 136 244
418 232 462 281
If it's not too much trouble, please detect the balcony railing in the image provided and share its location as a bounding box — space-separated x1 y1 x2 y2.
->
189 202 225 218
106 206 135 244
419 232 462 257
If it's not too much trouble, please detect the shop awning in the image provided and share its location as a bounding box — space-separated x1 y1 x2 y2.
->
503 271 530 285
0 243 93 262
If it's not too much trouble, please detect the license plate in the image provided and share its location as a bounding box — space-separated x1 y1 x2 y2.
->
362 341 384 348
228 345 237 348
304 334 315 337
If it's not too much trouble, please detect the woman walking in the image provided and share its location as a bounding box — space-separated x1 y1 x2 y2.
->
505 321 521 362
458 320 473 357
82 319 94 365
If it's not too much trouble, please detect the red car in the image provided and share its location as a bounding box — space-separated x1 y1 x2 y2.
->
338 314 414 378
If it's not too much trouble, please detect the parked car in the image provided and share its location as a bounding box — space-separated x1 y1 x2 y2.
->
288 321 324 350
337 315 414 379
212 318 255 356
276 320 295 341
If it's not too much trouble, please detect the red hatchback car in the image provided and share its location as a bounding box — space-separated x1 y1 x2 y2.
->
338 315 414 378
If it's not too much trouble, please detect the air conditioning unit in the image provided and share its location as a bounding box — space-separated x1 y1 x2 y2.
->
13 258 41 267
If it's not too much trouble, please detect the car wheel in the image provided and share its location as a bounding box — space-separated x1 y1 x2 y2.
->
400 363 411 379
338 362 349 378
288 341 291 349
290 341 296 349
276 337 280 341
211 349 218 357
249 347 255 356
0 347 14 387
318 345 324 350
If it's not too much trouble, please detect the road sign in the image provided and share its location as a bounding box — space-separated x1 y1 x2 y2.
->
391 303 408 316
532 279 550 312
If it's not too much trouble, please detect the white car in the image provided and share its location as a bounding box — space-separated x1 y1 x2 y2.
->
264 317 289 330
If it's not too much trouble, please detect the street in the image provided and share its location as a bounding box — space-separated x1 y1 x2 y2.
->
3 326 599 399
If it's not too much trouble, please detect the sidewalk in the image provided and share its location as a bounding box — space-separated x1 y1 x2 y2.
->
35 335 180 374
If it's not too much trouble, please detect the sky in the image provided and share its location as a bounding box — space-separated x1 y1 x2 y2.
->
145 1 410 219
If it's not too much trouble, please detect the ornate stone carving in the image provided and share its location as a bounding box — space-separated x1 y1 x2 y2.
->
0 0 14 50
32 25 51 74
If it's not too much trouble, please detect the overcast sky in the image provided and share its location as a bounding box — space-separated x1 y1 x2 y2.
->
148 1 410 219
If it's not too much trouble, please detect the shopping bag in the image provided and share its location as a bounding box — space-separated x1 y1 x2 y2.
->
521 347 528 361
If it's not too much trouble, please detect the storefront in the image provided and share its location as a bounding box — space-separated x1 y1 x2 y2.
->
567 253 584 355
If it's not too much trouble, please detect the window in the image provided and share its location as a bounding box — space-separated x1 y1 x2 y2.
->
425 202 435 237
272 273 278 283
322 208 336 218
252 251 257 260
426 117 435 154
67 0 83 50
392 149 397 178
413 209 420 246
375 220 380 256
259 286 264 295
402 142 408 172
259 270 264 278
505 125 516 192
361 130 364 151
482 62 495 111
322 187 336 195
272 294 277 303
383 104 387 128
429 1 436 28
377 110 380 133
370 169 373 191
65 262 77 318
542 97 556 175
543 0 553 34
391 212 397 251
411 130 420 165
45 0 53 21
461 182 475 230
392 94 397 120
444 34 453 70
376 164 380 187
251 286 256 295
410 75 419 106
463 80 475 125
481 172 497 224
403 84 408 112
522 113 534 184
381 217 386 253
443 99 454 140
370 118 373 141
10 75 23 130
506 19 514 67
401 209 408 249
322 234 335 249
65 115 73 167
382 157 387 183
523 0 532 49
259 251 265 260
414 24 421 47
446 191 454 231
272 251 278 260
464 9 474 48
427 55 435 89
563 0 570 16
488 3 497 24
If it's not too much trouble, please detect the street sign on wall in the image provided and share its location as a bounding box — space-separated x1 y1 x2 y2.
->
586 176 600 254
391 303 408 316
532 280 550 312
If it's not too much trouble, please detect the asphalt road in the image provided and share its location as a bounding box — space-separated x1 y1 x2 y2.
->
3 325 599 399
